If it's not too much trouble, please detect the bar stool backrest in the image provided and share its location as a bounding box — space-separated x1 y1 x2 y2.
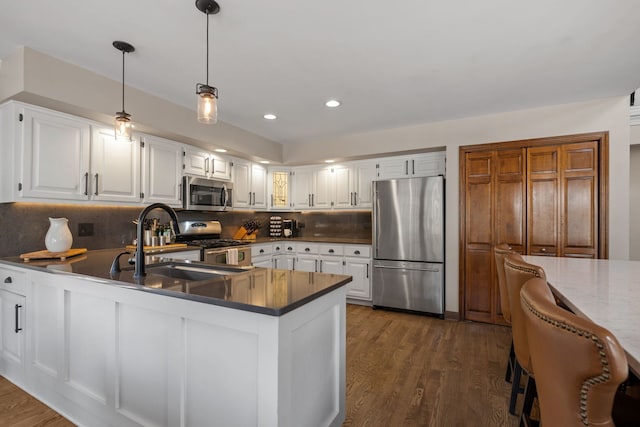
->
504 254 545 374
520 278 628 427
494 244 515 323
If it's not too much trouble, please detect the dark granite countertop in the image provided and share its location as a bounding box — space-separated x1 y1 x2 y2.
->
251 236 372 245
0 248 351 316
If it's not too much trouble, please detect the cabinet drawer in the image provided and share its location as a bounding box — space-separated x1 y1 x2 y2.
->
297 243 319 254
273 242 296 253
318 244 344 256
343 245 371 258
252 244 273 257
0 266 27 294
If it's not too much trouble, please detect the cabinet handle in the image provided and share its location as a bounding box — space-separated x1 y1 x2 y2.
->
412 159 415 175
305 248 310 252
178 183 182 201
274 258 278 268
275 246 280 251
249 192 252 205
15 304 22 333
405 160 408 175
315 259 318 272
308 194 311 206
354 250 360 255
94 173 99 196
292 258 296 270
259 249 265 254
205 158 210 174
287 247 293 251
84 172 89 196
271 194 274 207
4 276 12 284
319 260 323 272
329 249 335 254
253 192 256 206
312 194 315 206
366 263 369 278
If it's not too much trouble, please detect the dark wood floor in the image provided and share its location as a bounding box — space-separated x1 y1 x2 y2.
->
0 304 517 426
344 305 518 426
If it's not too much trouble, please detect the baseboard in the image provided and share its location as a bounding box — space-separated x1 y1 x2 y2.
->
444 310 460 321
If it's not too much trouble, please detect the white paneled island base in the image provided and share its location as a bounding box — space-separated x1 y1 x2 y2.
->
0 266 346 427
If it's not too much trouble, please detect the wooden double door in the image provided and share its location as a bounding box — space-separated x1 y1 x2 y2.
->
460 132 608 324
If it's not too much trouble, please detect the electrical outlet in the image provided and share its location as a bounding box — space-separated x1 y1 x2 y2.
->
78 223 94 237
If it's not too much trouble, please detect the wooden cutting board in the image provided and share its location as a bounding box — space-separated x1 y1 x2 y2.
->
20 248 88 262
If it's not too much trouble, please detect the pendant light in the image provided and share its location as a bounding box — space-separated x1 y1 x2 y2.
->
195 0 220 124
113 40 135 141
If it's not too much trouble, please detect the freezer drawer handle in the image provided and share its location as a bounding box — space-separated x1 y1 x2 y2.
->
373 264 440 272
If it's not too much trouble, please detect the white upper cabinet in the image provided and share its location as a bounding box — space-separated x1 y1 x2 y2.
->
20 106 91 200
141 135 183 206
183 147 231 180
291 167 314 209
90 126 140 202
267 169 292 210
232 159 267 209
313 166 334 209
353 160 377 208
376 152 445 180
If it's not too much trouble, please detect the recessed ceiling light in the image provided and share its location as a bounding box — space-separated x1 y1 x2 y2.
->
215 148 227 153
325 159 335 163
263 113 277 120
325 99 341 108
259 160 270 164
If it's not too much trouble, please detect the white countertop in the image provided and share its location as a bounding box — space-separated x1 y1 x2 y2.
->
523 256 640 376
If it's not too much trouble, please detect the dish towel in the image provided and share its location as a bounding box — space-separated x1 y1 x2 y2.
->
226 248 239 265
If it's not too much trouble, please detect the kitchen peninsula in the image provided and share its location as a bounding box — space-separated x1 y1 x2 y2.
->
0 248 351 427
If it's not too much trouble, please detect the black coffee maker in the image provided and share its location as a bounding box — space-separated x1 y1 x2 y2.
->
282 219 297 237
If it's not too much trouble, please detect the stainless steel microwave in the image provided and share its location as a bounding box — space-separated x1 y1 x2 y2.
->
182 176 232 211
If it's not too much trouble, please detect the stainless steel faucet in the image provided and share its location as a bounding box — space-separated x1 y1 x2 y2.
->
134 203 181 278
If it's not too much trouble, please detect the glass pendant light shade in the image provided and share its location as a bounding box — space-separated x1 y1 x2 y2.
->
197 84 218 124
114 111 132 141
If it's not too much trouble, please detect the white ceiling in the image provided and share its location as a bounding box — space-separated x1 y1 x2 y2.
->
1 0 640 146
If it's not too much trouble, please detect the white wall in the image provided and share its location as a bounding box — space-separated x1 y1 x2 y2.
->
285 97 631 314
630 127 640 260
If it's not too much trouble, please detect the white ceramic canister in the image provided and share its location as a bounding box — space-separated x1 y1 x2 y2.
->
45 217 73 253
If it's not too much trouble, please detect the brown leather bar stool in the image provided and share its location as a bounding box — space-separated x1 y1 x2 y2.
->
494 243 516 383
520 278 630 427
503 254 546 418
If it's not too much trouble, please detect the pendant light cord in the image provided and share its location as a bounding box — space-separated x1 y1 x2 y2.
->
121 50 126 113
206 11 210 86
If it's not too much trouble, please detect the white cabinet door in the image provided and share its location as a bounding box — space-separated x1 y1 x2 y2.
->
233 160 252 207
354 161 377 208
252 256 272 268
296 255 318 272
344 258 371 300
233 160 267 209
376 156 411 179
268 169 292 210
313 166 334 209
0 289 26 378
412 152 446 177
319 256 344 274
142 135 182 206
183 148 210 178
333 166 353 209
210 154 232 180
291 167 314 209
251 163 267 209
21 106 91 200
91 127 140 202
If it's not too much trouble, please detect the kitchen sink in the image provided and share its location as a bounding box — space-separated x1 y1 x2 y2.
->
145 261 253 281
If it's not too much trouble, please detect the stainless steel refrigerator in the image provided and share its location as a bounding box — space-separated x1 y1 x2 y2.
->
372 176 444 316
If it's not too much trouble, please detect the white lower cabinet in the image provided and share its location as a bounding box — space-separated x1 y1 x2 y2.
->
0 266 27 383
251 243 273 268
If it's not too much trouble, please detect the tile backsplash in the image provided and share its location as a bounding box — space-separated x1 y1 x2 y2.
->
0 203 372 257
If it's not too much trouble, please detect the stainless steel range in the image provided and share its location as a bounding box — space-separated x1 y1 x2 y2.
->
176 220 251 266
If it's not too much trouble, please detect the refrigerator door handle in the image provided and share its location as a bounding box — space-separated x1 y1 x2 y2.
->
373 264 440 272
